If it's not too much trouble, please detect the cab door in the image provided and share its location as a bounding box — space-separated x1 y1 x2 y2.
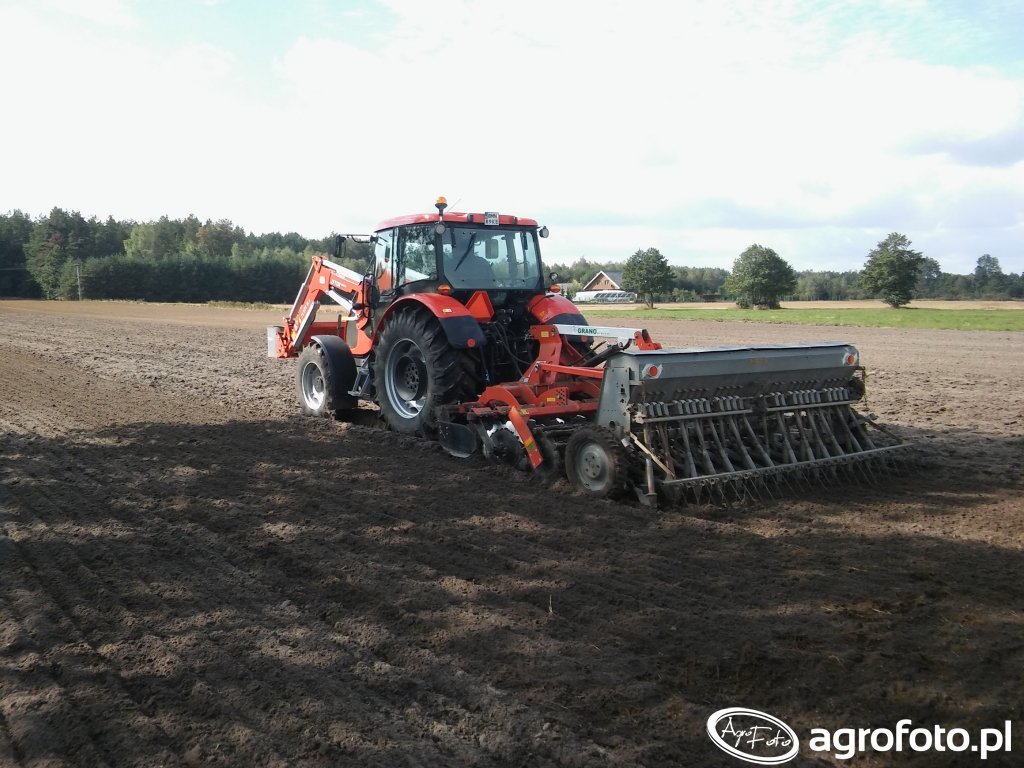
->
372 228 397 305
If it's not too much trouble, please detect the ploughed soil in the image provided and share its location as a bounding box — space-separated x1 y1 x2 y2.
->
1 300 1021 767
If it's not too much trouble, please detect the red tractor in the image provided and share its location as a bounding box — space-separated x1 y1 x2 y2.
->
270 198 906 503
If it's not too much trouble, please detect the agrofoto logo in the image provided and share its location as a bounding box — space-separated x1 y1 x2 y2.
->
706 708 800 765
707 707 1014 763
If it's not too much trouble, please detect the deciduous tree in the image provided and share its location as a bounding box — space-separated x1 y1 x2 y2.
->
724 244 796 309
974 254 1005 296
860 233 924 308
622 247 673 309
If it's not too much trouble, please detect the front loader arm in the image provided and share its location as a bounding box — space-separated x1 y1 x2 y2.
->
271 255 368 358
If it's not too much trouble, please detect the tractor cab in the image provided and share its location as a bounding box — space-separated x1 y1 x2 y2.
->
370 199 546 309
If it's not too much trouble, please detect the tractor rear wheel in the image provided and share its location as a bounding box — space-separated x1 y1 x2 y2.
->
374 311 478 435
565 427 626 497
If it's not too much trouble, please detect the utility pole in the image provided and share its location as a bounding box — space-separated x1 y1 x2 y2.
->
76 263 83 301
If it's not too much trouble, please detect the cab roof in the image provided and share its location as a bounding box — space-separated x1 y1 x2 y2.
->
374 211 539 232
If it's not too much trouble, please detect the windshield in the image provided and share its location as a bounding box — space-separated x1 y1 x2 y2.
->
442 226 542 290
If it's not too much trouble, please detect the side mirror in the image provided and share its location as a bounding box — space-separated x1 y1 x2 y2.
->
332 234 344 258
549 271 559 283
538 226 549 238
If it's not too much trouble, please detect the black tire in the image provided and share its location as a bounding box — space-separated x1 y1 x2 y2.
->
565 427 627 497
296 339 358 418
373 311 478 435
296 345 334 417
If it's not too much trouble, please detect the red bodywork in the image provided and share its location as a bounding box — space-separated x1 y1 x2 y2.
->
459 325 604 467
272 255 371 358
375 211 538 230
272 210 632 471
453 325 658 468
272 255 494 359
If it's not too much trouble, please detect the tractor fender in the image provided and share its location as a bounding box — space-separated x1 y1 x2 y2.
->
308 334 358 409
376 295 486 349
527 293 589 327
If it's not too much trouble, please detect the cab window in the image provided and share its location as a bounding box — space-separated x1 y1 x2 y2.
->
397 224 438 285
441 227 541 289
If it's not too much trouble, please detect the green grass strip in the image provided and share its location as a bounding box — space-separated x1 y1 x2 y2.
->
584 307 1024 332
207 300 275 310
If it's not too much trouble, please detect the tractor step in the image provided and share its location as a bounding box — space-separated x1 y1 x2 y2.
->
348 360 373 398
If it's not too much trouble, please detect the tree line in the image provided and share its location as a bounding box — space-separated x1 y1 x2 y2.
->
0 208 369 303
554 239 1022 308
1 208 1020 304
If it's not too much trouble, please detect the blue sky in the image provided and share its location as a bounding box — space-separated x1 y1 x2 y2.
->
1 0 1021 273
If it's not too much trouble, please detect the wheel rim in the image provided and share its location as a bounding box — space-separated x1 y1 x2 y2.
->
574 440 610 492
385 338 429 419
300 360 326 410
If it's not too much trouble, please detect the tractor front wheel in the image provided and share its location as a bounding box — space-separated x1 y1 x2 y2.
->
295 339 357 418
374 311 477 435
296 345 334 417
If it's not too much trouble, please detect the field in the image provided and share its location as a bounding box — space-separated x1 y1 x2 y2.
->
1 299 1022 767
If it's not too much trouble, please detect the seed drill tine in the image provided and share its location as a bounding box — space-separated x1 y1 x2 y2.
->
805 407 831 459
713 482 726 505
835 412 864 453
708 418 735 473
656 423 676 478
727 416 757 470
818 408 845 457
679 423 698 479
830 408 849 455
774 412 798 466
854 416 878 450
731 478 743 502
795 467 812 491
695 424 716 476
742 414 774 467
795 410 818 462
807 410 827 461
733 477 745 502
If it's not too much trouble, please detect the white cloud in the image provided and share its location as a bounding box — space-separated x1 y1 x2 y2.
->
41 0 137 28
1 0 1020 272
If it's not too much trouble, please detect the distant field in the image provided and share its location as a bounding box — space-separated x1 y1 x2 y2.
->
585 300 1024 331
